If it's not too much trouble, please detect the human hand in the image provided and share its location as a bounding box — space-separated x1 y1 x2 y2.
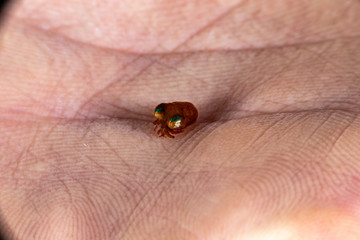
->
1 0 360 239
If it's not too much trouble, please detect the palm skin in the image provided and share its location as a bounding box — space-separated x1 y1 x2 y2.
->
1 0 360 239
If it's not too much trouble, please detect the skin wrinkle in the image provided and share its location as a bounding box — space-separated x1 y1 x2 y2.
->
4 109 354 185
73 54 145 118
4 22 141 120
55 177 73 204
106 153 174 235
112 131 200 238
302 111 334 144
167 0 248 52
23 22 360 54
22 50 72 120
2 120 124 217
321 114 359 161
211 40 354 114
263 99 360 114
83 155 137 215
21 0 248 53
235 52 298 107
153 119 289 230
88 130 131 171
287 113 359 197
148 57 208 89
11 149 25 185
2 1 360 239
74 50 200 120
71 176 105 239
226 116 287 162
80 130 150 210
113 125 215 238
1 24 358 120
94 156 145 203
33 167 102 239
4 36 338 117
162 119 284 235
77 59 155 118
104 103 151 120
12 0 253 120
0 113 358 238
55 49 89 118
226 114 356 195
159 215 201 240
6 126 40 182
14 0 360 53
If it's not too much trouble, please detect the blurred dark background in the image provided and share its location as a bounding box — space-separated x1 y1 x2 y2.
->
0 0 13 27
0 0 16 238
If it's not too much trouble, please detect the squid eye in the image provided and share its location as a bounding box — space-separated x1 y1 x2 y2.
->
154 104 165 119
155 104 165 113
168 115 183 129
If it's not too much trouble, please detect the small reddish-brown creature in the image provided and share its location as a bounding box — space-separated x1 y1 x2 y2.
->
153 102 198 138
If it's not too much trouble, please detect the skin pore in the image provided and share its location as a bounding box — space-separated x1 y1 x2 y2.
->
1 0 360 239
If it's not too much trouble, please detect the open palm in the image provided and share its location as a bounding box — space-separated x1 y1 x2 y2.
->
1 0 360 239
